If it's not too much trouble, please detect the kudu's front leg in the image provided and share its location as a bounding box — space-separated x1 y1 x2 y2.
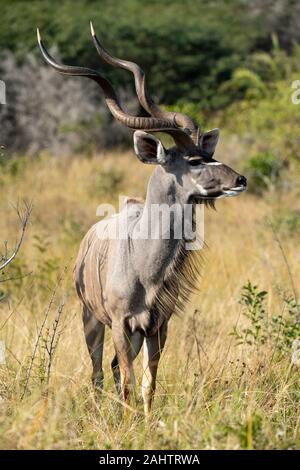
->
111 331 143 396
142 322 168 417
111 321 136 404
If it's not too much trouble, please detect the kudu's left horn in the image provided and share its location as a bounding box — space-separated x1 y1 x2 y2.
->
37 27 197 150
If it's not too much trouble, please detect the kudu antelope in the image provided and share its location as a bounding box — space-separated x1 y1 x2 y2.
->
37 23 247 415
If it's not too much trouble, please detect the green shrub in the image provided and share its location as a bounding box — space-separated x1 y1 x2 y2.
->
231 281 300 353
231 281 268 346
220 68 267 101
245 151 283 194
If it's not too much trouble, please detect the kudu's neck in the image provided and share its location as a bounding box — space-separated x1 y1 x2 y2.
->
142 165 188 235
146 166 184 204
132 166 193 286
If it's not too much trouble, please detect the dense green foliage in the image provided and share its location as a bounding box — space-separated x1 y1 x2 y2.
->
212 37 300 193
0 0 271 109
1 0 300 184
231 282 300 352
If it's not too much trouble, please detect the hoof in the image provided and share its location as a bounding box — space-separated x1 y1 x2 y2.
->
92 373 104 392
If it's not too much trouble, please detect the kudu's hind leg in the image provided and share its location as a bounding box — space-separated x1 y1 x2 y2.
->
83 306 105 390
111 331 144 395
142 322 168 416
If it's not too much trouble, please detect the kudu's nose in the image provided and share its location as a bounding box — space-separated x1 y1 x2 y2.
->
235 175 247 187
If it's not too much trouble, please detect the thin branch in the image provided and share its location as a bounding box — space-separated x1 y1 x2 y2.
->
0 201 33 271
21 266 67 399
46 302 65 384
0 271 33 284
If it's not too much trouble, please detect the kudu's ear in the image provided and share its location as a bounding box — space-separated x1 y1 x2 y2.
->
133 131 168 165
199 128 219 157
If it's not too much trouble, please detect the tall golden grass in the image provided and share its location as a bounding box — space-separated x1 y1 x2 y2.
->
0 148 299 449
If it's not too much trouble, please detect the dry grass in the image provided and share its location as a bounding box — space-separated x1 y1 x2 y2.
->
0 149 299 449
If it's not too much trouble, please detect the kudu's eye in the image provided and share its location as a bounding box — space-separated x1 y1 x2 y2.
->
188 157 202 167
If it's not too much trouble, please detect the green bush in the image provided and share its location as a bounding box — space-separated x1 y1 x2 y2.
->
217 44 300 191
245 151 283 194
220 68 267 102
231 282 300 353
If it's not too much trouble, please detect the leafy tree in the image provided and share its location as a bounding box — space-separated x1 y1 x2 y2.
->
0 0 261 108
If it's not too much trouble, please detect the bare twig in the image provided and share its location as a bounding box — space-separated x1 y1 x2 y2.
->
0 201 33 271
21 266 67 399
46 301 65 384
0 271 33 283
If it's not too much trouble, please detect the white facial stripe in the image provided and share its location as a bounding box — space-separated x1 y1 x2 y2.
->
202 161 222 166
191 178 208 196
197 184 208 196
191 178 246 199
